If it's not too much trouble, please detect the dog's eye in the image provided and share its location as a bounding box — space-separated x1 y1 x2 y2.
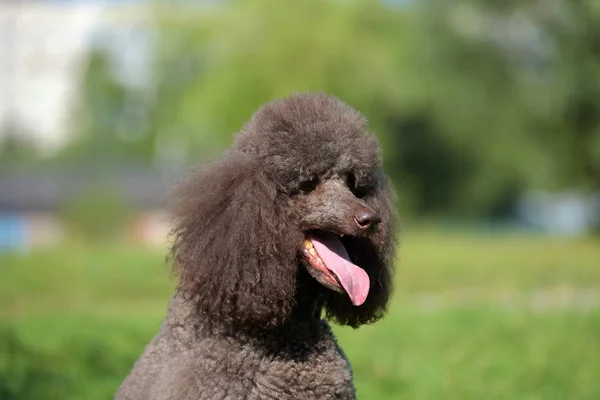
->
347 173 369 198
347 173 356 190
299 176 319 193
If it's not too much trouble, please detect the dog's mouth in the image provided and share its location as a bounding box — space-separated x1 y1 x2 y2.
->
302 231 369 306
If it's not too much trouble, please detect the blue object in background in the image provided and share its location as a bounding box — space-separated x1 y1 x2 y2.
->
0 213 27 253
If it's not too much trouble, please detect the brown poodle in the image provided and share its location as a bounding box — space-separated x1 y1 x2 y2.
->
115 93 398 400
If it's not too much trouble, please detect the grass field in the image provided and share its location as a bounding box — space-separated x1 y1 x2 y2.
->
1 230 599 399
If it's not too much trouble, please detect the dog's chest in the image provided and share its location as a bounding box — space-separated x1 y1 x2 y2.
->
192 327 356 400
248 344 355 399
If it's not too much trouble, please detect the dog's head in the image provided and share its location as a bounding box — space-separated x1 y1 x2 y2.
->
170 93 398 329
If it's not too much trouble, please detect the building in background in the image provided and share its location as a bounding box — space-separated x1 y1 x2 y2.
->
0 1 216 252
0 165 178 252
0 0 151 155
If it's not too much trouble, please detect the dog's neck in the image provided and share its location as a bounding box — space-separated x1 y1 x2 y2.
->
164 271 330 347
164 293 330 355
292 267 329 320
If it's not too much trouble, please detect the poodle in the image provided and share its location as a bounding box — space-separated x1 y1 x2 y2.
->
115 93 398 400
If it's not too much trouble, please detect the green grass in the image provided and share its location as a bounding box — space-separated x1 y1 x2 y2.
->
1 231 599 399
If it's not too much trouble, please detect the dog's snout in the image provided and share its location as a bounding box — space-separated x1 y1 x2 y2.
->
354 209 381 230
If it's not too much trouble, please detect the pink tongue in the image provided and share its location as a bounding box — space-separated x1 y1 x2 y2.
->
310 233 370 306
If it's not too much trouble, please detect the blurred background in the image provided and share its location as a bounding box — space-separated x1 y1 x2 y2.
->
1 0 599 398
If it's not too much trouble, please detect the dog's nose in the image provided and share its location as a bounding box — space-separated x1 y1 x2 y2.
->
354 209 381 230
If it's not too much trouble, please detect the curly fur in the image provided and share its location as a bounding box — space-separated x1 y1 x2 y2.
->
115 93 398 400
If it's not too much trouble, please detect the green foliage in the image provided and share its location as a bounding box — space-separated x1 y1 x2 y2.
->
1 233 600 398
338 309 600 399
145 0 411 160
1 309 599 399
0 317 159 400
62 50 153 163
0 120 38 166
57 0 600 224
146 0 600 219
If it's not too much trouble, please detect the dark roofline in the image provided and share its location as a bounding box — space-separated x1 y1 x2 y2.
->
0 163 188 212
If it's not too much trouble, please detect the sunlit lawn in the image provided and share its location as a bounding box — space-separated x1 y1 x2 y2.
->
1 230 599 399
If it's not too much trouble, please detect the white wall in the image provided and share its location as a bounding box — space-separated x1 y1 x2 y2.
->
0 1 156 155
0 2 108 153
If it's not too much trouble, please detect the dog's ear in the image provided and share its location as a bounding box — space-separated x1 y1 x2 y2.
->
169 151 300 328
324 173 398 328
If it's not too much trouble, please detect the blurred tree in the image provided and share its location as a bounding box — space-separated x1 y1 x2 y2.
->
552 0 600 192
548 0 600 231
0 119 38 166
147 0 567 217
61 49 152 163
59 0 600 228
394 0 600 222
149 0 417 200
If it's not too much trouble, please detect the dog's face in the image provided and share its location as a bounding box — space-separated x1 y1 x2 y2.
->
172 93 397 328
293 171 382 305
234 93 397 317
